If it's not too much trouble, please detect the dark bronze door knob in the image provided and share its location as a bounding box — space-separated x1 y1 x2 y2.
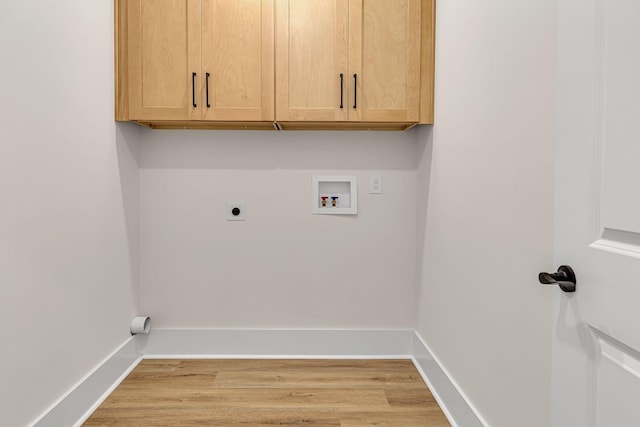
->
539 265 576 293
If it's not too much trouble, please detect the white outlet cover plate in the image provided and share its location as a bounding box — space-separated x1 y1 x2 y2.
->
227 202 246 221
370 174 383 194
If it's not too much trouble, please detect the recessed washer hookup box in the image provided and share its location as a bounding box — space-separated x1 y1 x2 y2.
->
312 176 357 215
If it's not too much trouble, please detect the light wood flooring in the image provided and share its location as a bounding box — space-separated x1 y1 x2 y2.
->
84 359 451 426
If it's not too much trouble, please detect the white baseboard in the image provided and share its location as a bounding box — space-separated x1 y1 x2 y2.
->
32 329 484 427
142 328 414 358
32 336 141 427
412 332 488 427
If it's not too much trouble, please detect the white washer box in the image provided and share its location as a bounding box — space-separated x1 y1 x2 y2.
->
312 176 357 215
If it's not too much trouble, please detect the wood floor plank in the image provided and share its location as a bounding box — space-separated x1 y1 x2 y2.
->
83 359 451 426
96 388 390 409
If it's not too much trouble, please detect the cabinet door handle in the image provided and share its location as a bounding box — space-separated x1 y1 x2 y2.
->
192 72 197 108
206 72 211 108
339 73 344 109
353 73 357 109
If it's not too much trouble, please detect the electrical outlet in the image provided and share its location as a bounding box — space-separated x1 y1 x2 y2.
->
226 202 246 221
370 174 383 194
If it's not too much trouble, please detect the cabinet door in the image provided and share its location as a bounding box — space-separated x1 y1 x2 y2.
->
275 0 349 121
128 0 201 120
349 0 421 122
201 0 274 121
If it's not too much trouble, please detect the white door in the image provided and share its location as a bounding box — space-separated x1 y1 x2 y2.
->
552 0 640 425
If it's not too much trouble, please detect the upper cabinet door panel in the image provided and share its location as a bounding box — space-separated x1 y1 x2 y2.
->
275 0 349 121
201 0 274 121
128 0 201 120
350 0 421 122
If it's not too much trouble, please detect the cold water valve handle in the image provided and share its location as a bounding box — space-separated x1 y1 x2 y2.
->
538 265 576 293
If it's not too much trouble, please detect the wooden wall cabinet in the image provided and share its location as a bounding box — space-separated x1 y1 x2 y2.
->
116 0 275 128
275 0 430 130
116 0 434 130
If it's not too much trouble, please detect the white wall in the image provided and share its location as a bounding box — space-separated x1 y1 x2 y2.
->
415 1 556 426
139 130 419 328
0 2 140 426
